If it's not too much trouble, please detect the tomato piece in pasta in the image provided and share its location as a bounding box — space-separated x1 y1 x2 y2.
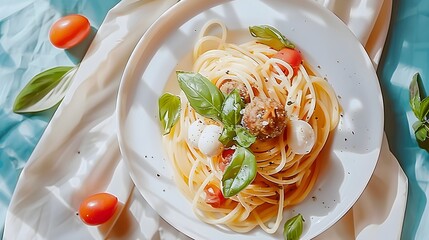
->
272 47 302 75
204 184 226 208
219 149 235 171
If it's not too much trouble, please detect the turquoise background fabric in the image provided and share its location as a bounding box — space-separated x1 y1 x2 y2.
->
379 0 429 239
0 0 120 237
1 0 428 239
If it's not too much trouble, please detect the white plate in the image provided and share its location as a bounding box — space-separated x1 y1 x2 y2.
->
116 0 384 239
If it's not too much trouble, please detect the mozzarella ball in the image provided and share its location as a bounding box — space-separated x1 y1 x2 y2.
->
198 125 224 157
287 119 315 155
187 120 206 148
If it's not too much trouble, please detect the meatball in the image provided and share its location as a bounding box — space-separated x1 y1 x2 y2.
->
219 79 251 103
242 97 287 139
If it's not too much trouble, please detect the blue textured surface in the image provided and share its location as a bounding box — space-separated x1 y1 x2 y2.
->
378 0 429 239
0 0 120 237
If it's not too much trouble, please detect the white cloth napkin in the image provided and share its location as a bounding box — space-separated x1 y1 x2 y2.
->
4 0 407 239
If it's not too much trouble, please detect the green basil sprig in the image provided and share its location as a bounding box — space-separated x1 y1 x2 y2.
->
174 72 258 197
222 147 257 197
221 89 244 126
283 214 304 240
219 125 236 147
234 126 256 148
409 72 429 142
13 66 77 113
159 93 181 135
177 71 224 122
220 90 256 147
219 125 256 148
218 89 255 147
176 72 256 148
249 25 295 51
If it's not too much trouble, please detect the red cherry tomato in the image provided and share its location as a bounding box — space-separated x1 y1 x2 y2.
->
204 184 226 208
49 14 91 49
78 192 118 226
219 149 235 171
272 47 303 75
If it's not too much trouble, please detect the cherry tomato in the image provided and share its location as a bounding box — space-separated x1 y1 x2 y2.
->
272 47 303 76
204 184 226 208
219 149 235 171
49 14 91 49
78 192 118 226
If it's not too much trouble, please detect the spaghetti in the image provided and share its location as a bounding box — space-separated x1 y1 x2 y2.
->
162 20 340 234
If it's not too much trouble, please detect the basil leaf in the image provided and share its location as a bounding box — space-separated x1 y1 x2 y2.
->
177 71 224 122
249 25 295 51
234 126 256 148
13 66 76 113
413 121 423 132
219 125 236 147
283 214 305 240
221 89 244 126
410 73 422 119
413 121 429 142
419 97 429 121
222 147 257 197
158 93 181 135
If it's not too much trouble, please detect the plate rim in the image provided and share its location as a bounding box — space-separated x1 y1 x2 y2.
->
116 0 384 239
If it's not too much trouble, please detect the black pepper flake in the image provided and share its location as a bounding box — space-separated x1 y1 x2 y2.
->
345 138 348 141
156 173 160 177
226 70 230 74
312 196 317 201
287 101 293 106
76 212 79 216
348 172 351 175
352 131 355 135
317 65 321 69
77 151 81 154
269 161 274 165
163 189 166 192
144 155 148 158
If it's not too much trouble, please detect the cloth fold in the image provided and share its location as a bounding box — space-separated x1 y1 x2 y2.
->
4 0 407 239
